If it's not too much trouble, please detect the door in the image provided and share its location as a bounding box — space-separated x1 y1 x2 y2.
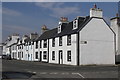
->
19 52 21 60
39 51 42 62
31 54 32 61
59 50 63 64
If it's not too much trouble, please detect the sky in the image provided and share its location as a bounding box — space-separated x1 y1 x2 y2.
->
2 2 118 42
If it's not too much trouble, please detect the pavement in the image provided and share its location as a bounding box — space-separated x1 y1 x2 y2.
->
2 59 119 80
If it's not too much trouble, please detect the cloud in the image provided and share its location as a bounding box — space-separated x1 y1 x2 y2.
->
35 2 80 18
50 7 80 18
3 24 34 34
2 0 57 2
2 7 22 16
2 24 39 42
35 2 56 8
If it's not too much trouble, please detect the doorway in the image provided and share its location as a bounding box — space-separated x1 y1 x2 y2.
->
59 50 63 64
39 51 42 62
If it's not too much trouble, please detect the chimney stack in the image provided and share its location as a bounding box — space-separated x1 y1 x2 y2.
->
22 35 29 43
90 4 103 18
60 17 68 22
41 25 49 34
11 33 20 40
30 32 38 40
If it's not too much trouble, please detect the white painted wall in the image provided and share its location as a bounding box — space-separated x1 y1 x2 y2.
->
49 34 77 65
79 18 115 65
111 18 120 62
34 40 48 62
90 8 103 18
11 45 17 59
34 41 39 61
41 39 48 62
2 45 7 55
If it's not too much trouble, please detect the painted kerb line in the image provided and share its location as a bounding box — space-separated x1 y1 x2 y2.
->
72 73 85 78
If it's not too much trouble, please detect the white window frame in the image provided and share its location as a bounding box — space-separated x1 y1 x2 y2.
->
58 23 62 33
73 19 78 30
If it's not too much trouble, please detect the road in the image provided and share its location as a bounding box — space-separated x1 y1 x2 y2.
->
2 59 119 80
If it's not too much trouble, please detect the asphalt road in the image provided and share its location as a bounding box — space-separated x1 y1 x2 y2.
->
2 59 119 80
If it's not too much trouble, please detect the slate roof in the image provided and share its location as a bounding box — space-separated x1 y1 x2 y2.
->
110 17 120 20
36 16 91 41
36 28 57 41
24 36 37 42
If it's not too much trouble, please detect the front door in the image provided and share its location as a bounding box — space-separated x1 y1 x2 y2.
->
31 54 32 61
59 50 63 64
39 51 42 62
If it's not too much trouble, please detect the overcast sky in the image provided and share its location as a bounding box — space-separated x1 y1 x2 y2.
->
2 2 118 42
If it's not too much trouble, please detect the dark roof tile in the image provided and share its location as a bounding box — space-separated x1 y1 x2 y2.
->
36 16 90 41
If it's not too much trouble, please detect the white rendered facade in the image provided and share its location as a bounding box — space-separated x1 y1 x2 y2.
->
49 34 77 65
111 17 120 62
79 18 115 65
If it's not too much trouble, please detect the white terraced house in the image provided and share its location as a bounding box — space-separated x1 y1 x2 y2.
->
2 5 119 65
111 14 120 63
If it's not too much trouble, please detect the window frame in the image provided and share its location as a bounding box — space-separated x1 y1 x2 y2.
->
43 51 47 59
43 39 47 48
40 40 42 48
73 19 78 30
59 36 62 46
52 38 55 47
58 23 62 33
35 52 38 59
67 34 71 46
22 52 23 58
36 41 38 49
52 51 55 60
67 51 71 62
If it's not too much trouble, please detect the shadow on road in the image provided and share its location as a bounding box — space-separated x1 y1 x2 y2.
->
2 71 36 79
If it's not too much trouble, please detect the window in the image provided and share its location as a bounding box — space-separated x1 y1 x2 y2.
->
67 51 71 62
12 52 14 58
22 52 23 58
35 52 38 59
40 41 42 48
52 38 55 47
58 23 62 33
32 41 34 45
18 46 19 49
19 46 21 49
58 26 61 33
20 41 22 44
29 42 31 45
67 35 71 45
43 40 47 48
36 41 38 49
73 19 78 29
26 42 28 46
52 51 55 60
59 36 62 46
43 51 47 59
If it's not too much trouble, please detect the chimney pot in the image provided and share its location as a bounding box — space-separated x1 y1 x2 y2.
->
41 25 48 34
60 17 68 22
94 4 97 9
